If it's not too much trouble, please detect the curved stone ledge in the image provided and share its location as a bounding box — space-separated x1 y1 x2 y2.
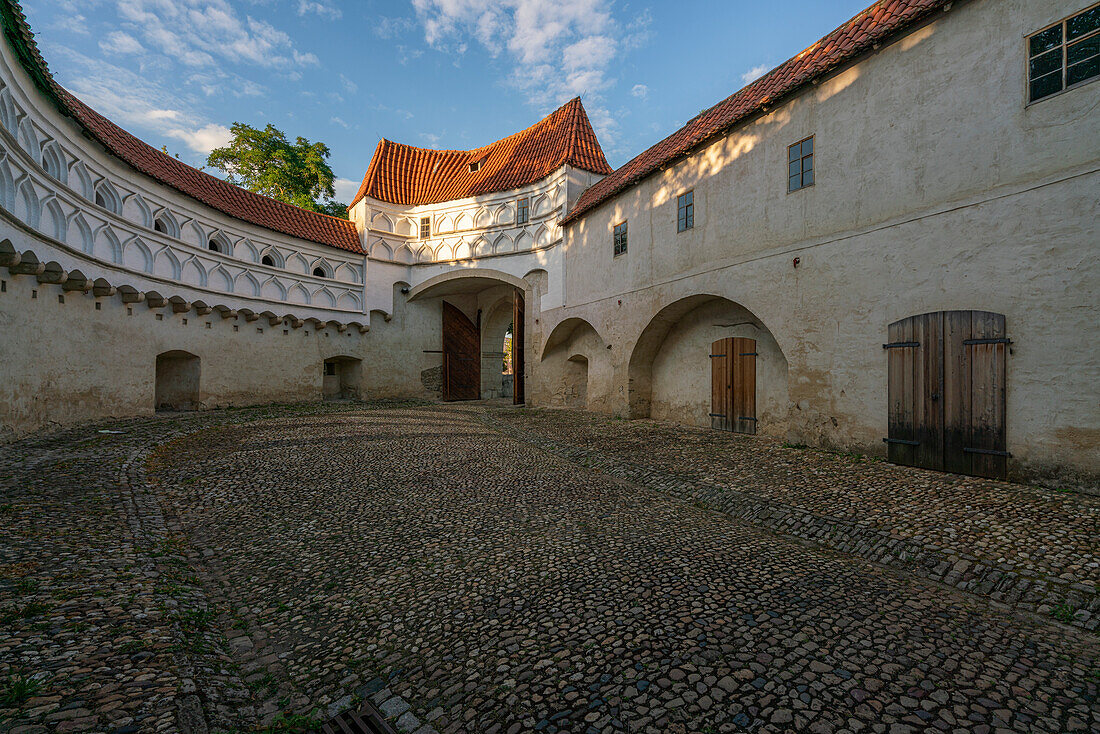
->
1 239 373 333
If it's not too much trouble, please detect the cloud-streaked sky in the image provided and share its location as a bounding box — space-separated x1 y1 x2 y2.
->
26 0 870 203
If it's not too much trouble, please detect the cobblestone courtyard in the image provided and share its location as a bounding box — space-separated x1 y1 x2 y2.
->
1 402 1098 733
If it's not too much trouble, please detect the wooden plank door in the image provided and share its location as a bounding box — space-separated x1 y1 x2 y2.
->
710 338 732 431
710 337 756 434
943 310 1007 479
731 337 757 435
886 312 944 470
442 301 480 401
512 289 525 405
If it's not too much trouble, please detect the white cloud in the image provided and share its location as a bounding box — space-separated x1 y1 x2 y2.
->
331 116 350 129
741 64 770 85
297 1 341 21
631 84 647 100
374 16 416 40
333 177 359 202
99 31 144 55
55 47 232 158
339 73 358 94
165 123 233 154
419 132 443 149
410 0 649 145
114 0 319 71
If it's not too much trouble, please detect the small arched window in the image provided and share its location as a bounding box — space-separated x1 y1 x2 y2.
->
313 266 326 277
154 219 167 234
94 182 121 214
208 239 221 253
153 212 180 238
207 232 231 254
262 255 275 266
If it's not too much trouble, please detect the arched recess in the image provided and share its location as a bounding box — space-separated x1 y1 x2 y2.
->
541 317 605 410
123 193 152 229
153 209 181 238
69 213 93 253
15 179 40 228
123 237 154 273
209 265 233 292
154 247 182 280
334 262 358 282
181 257 207 286
207 231 232 255
261 277 287 301
155 350 201 411
17 118 40 159
514 230 533 251
69 160 93 200
626 294 789 434
370 239 392 260
0 87 20 133
40 142 65 183
93 226 122 263
0 157 14 211
94 180 122 214
406 268 528 302
480 294 516 399
322 356 362 400
43 198 66 241
287 283 310 305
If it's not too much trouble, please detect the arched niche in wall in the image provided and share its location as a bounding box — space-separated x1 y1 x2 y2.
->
209 264 233 292
207 231 232 255
123 237 154 273
69 213 93 253
68 160 94 201
123 192 153 229
43 198 66 241
0 87 20 134
94 180 122 215
40 142 65 184
93 226 122 264
15 178 40 229
334 262 358 282
181 256 207 286
17 118 40 160
154 247 182 280
153 210 181 238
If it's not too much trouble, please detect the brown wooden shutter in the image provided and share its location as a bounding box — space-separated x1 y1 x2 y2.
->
512 289 525 405
886 312 945 470
711 337 757 434
732 337 757 435
442 301 481 401
710 337 732 431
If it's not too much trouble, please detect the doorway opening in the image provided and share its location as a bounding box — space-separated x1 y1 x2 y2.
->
155 350 200 411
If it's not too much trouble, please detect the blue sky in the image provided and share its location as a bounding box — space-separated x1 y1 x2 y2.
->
26 1 871 203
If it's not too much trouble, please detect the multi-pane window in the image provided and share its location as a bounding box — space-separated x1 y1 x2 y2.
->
788 136 814 192
613 222 628 256
419 216 431 239
677 190 694 232
517 197 529 225
1028 4 1100 103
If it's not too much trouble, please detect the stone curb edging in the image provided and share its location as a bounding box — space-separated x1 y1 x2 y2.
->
481 413 1100 634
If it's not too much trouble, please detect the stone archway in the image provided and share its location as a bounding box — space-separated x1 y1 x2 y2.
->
155 350 200 411
541 317 605 411
627 295 789 435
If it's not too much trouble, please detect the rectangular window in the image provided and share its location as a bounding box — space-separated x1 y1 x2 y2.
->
419 216 430 239
677 190 694 232
613 221 628 256
788 136 814 192
324 362 336 376
517 197 529 225
1029 4 1100 103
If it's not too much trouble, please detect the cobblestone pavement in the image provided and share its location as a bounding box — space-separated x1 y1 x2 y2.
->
490 409 1100 630
2 402 1098 734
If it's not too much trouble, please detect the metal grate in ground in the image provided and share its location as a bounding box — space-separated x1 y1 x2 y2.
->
317 700 396 734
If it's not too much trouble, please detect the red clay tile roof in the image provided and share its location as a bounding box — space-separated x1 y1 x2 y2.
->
0 1 362 253
562 0 951 226
352 97 613 207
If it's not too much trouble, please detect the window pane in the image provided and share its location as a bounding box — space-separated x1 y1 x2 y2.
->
788 144 800 162
1068 7 1100 40
1068 35 1099 65
802 156 813 173
686 211 693 228
1030 25 1063 57
789 174 801 192
802 137 812 155
789 160 801 178
1029 47 1063 78
1030 72 1063 101
803 169 814 186
686 191 693 205
1068 54 1100 85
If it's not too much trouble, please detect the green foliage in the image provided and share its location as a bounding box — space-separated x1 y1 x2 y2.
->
207 123 348 219
0 673 41 706
1052 603 1076 623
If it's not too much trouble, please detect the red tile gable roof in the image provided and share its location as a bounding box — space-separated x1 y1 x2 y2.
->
0 1 362 253
562 0 951 226
352 97 613 207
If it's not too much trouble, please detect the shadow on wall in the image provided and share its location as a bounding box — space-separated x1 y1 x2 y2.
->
155 350 200 411
627 295 789 436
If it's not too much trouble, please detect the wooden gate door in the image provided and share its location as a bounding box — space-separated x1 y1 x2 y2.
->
512 289 525 405
710 337 757 434
886 310 1007 479
442 301 480 401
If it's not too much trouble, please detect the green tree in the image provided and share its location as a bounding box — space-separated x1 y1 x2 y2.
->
206 123 348 219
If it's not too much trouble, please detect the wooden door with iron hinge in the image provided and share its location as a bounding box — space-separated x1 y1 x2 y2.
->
885 310 1008 479
442 300 481 401
710 337 757 435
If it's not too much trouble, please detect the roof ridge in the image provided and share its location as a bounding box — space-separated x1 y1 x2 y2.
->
352 95 611 208
562 0 951 225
